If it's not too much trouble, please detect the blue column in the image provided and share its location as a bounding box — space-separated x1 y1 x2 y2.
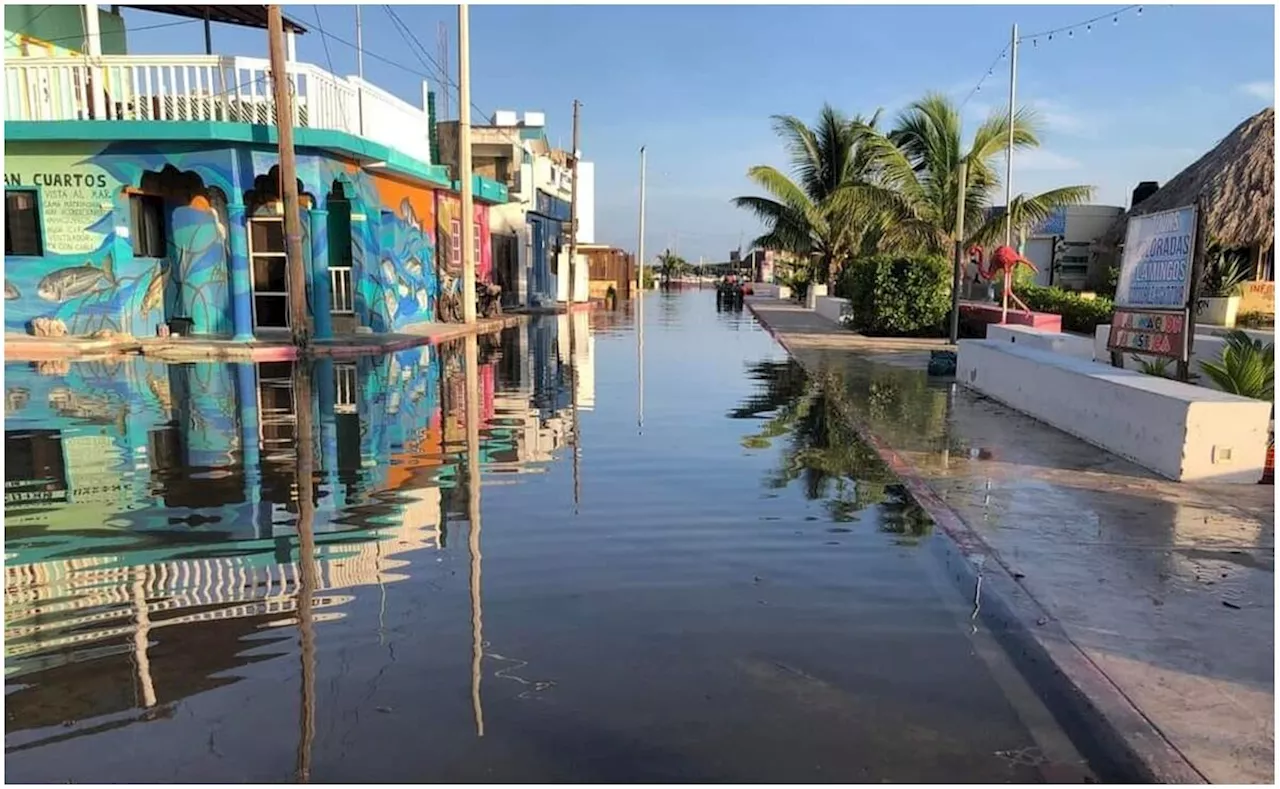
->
228 203 254 341
308 209 332 339
351 211 371 331
235 362 265 538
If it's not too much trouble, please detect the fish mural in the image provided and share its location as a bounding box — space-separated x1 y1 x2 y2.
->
362 198 438 331
6 282 20 300
38 256 116 302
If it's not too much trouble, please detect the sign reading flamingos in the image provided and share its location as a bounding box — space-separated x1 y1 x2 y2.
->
1115 206 1197 309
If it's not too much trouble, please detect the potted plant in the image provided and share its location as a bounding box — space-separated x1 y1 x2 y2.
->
1195 241 1250 328
1199 330 1275 483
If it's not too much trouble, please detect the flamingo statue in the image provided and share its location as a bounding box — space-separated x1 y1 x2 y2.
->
969 244 1037 322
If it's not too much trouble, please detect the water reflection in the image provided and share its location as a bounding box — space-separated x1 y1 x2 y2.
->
733 360 933 542
4 317 590 754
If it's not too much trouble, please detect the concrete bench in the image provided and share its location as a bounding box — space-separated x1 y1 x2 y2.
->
815 295 850 325
988 325 1094 361
957 339 1270 483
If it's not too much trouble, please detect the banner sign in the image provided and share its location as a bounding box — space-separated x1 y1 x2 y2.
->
1107 308 1189 359
1115 206 1197 309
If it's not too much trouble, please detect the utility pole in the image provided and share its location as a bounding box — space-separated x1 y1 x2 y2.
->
567 99 582 306
949 161 968 344
458 4 476 323
1001 22 1019 325
269 6 309 349
355 6 364 135
637 146 647 301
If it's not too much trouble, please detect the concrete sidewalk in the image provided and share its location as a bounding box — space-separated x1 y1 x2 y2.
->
3 314 525 363
748 297 1274 784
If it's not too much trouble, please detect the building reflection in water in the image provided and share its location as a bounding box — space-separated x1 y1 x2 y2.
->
3 317 589 752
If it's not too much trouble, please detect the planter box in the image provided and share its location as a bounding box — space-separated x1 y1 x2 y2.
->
1196 295 1241 328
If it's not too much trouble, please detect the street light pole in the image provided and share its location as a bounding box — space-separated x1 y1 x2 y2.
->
458 4 476 324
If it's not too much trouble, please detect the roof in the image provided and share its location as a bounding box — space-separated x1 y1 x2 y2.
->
1097 107 1275 251
118 5 308 33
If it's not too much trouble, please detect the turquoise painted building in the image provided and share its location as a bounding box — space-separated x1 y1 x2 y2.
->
3 6 509 340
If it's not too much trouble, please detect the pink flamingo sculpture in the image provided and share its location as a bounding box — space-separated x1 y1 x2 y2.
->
969 244 1037 323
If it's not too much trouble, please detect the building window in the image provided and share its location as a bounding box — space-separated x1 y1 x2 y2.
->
474 222 481 263
130 193 166 258
450 218 461 266
5 189 43 256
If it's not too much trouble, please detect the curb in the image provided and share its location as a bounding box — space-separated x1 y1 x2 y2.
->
747 300 1206 784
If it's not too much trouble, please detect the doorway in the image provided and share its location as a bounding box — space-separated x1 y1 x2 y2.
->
249 216 289 329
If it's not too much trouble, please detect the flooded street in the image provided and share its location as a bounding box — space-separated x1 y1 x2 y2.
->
7 291 1098 782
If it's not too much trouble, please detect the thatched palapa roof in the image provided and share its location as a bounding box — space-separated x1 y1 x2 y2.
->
1097 107 1274 251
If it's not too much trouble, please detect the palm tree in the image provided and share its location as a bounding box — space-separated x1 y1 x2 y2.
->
656 249 686 284
732 104 884 290
856 92 1092 255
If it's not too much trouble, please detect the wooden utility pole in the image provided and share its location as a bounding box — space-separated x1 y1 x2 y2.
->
949 161 968 344
268 6 309 348
458 4 476 323
567 99 582 305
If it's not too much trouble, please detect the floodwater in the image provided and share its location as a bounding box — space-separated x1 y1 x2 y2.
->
6 291 1101 782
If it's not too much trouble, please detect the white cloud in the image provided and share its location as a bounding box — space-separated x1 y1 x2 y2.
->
1238 81 1274 101
1016 149 1082 172
1026 98 1097 139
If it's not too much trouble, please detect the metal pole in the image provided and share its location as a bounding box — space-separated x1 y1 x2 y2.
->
355 6 364 136
1002 23 1018 326
1004 23 1017 248
458 4 476 323
637 146 646 432
463 334 484 737
949 161 968 344
567 99 582 305
203 7 212 55
269 6 310 349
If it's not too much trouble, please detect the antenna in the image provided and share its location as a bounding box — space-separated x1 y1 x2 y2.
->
438 21 451 120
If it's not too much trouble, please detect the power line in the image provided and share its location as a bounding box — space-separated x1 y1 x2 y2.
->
954 4 1146 111
4 17 199 48
311 5 336 76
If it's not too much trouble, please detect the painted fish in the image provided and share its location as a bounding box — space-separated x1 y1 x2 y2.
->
383 290 398 320
381 259 397 284
416 289 429 311
405 257 423 278
4 282 19 300
397 278 411 298
141 262 168 316
37 255 115 302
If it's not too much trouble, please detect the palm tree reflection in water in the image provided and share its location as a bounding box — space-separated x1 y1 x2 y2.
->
734 361 933 542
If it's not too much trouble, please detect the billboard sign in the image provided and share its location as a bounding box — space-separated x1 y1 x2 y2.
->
1114 206 1197 309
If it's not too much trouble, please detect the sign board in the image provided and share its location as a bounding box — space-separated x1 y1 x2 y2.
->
1106 309 1189 358
1108 203 1202 364
1114 206 1197 309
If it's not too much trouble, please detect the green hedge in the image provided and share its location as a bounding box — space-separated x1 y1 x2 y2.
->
1013 284 1115 334
836 254 952 337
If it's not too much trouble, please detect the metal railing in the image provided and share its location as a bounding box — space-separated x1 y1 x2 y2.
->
329 266 354 314
5 54 431 164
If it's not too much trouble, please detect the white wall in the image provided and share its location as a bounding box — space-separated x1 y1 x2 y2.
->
988 325 1094 361
576 161 595 244
957 340 1270 483
814 296 849 325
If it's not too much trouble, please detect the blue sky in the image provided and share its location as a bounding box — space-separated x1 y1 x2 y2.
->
121 4 1274 263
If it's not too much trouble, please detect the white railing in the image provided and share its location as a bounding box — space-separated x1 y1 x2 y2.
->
5 54 429 164
329 266 354 313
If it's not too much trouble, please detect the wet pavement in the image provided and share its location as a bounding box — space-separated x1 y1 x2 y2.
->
748 297 1275 784
6 292 1113 782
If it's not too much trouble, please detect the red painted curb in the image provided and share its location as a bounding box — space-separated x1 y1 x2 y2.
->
746 300 1206 784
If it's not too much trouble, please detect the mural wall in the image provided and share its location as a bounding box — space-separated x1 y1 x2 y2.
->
436 192 493 297
5 141 497 338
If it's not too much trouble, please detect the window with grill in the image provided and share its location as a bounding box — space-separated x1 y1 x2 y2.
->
450 218 462 267
5 189 43 256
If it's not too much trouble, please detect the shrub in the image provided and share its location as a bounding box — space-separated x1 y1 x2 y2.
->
1014 283 1115 335
1199 330 1274 401
836 254 952 337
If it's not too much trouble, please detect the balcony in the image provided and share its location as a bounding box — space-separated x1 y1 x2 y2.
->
4 54 433 165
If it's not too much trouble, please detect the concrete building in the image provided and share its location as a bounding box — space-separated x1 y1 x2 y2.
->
982 204 1125 291
3 5 508 341
437 111 594 307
